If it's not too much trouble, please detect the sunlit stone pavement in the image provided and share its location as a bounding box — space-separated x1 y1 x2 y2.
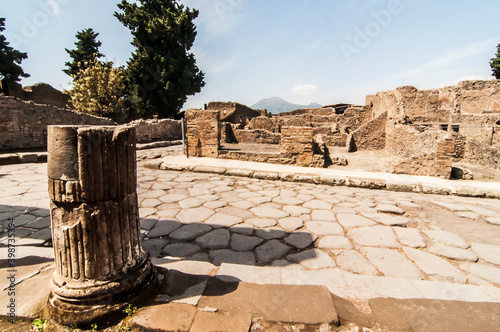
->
1 160 500 304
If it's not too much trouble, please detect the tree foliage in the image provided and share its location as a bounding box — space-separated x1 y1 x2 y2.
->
491 43 500 79
0 18 30 83
115 0 205 118
64 28 104 79
68 57 126 123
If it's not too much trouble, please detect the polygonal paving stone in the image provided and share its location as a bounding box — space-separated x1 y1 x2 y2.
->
456 212 480 220
286 249 335 269
247 196 273 204
205 213 243 228
217 206 255 219
348 226 400 249
246 218 277 228
283 206 311 216
178 197 206 209
230 223 255 235
431 201 466 212
140 190 167 199
147 219 181 238
361 247 423 280
403 247 467 284
396 201 422 210
303 200 333 210
459 263 500 285
317 236 352 249
159 193 188 203
375 204 405 215
306 221 344 236
336 214 376 230
162 243 201 257
2 214 37 227
139 207 158 218
465 205 497 217
423 230 469 249
195 229 231 249
210 249 256 266
429 243 478 262
336 250 378 276
393 227 426 248
176 207 215 224
142 238 169 257
284 232 318 249
471 243 500 266
255 227 286 240
311 210 337 222
363 213 410 226
169 224 212 241
25 216 51 229
230 234 264 251
255 240 291 264
204 201 228 209
272 196 304 205
278 217 304 231
156 208 180 219
250 207 289 219
486 217 500 226
230 200 255 210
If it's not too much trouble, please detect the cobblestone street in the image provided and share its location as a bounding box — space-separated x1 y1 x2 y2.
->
1 161 500 303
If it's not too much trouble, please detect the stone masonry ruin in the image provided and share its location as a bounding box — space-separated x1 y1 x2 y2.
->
46 125 158 325
186 80 500 178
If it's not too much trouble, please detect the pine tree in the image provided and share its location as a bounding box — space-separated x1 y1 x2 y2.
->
491 44 500 79
115 0 205 118
68 57 126 123
0 18 30 83
64 28 104 79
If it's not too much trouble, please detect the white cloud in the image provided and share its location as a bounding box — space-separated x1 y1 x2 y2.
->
392 36 500 80
182 0 245 36
292 84 318 96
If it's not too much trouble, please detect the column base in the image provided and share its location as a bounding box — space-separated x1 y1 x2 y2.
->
46 258 159 326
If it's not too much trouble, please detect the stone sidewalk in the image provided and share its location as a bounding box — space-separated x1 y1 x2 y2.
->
1 161 500 330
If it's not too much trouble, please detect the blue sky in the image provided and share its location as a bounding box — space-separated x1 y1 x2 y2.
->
1 0 499 109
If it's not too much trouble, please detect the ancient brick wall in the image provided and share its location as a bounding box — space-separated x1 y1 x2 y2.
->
248 116 276 132
233 129 281 144
185 109 220 157
279 126 314 165
1 81 70 109
0 95 115 151
127 118 181 143
207 101 261 128
351 112 387 151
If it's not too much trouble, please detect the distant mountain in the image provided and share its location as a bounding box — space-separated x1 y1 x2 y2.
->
251 97 323 114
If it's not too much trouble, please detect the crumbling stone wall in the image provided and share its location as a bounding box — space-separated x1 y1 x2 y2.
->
350 112 387 151
247 116 276 132
127 118 181 143
1 81 70 109
279 126 314 166
207 101 264 129
0 95 115 151
185 109 220 157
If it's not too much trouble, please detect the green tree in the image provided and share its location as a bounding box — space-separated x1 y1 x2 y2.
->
491 43 500 79
68 57 126 123
115 0 205 118
0 18 29 82
64 28 104 79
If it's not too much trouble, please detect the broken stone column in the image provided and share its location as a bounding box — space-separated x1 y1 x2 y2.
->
46 125 157 325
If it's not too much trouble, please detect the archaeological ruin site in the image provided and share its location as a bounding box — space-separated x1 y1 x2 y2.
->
1 78 500 331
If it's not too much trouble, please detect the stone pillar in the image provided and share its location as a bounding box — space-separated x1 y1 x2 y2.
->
279 126 314 166
185 109 220 158
46 126 157 325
